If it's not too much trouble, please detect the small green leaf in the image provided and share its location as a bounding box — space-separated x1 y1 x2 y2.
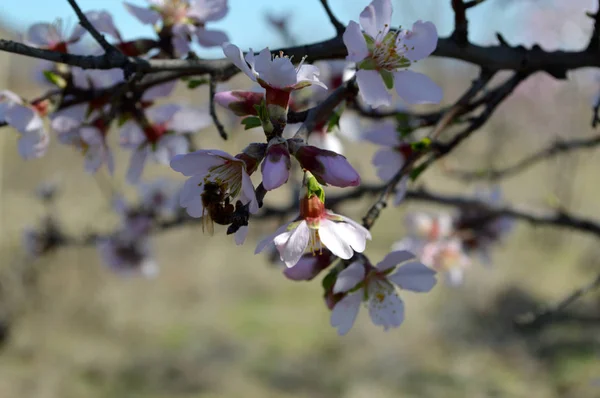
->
357 58 377 70
241 116 262 130
43 71 67 88
410 137 431 152
187 78 208 89
306 172 326 203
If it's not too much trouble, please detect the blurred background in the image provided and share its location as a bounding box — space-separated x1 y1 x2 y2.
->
1 0 600 397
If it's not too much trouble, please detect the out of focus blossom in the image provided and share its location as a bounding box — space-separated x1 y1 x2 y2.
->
97 232 158 277
343 0 442 107
23 20 86 52
137 178 181 218
124 0 229 56
0 90 49 160
121 104 211 184
330 250 437 335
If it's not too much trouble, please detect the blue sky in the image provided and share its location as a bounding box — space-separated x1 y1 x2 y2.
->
0 0 520 58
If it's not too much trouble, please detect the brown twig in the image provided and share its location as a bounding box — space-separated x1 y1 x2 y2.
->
209 75 228 140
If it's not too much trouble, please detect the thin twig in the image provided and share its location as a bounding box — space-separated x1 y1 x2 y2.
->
319 0 345 35
209 76 228 140
66 0 120 55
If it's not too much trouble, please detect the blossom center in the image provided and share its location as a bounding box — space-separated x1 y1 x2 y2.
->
368 30 410 71
206 160 243 199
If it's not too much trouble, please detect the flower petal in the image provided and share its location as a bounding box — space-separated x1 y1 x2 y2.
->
223 43 256 81
274 221 310 267
123 2 161 25
196 28 229 47
392 176 409 206
393 70 442 104
401 21 438 62
126 148 149 184
234 225 248 246
318 219 354 259
368 285 404 330
169 150 225 176
333 261 365 294
372 148 404 181
255 221 292 254
375 250 417 272
359 0 392 39
362 121 400 146
356 69 392 108
388 261 437 292
330 292 362 336
187 0 228 21
343 21 369 63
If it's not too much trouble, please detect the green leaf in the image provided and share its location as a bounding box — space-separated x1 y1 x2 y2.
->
43 71 66 89
187 78 208 89
380 70 394 90
410 163 429 181
321 268 339 291
241 116 262 130
306 172 326 203
410 137 431 152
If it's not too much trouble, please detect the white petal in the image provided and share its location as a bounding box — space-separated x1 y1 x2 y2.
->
168 107 212 132
169 150 224 176
359 0 392 39
401 21 438 62
223 43 256 81
126 148 148 184
187 0 228 21
26 23 56 47
123 2 161 25
330 292 362 336
274 221 310 267
388 261 437 292
196 29 229 47
333 261 365 294
142 81 176 101
362 121 400 146
255 222 292 254
252 47 273 75
5 104 42 133
372 148 404 182
153 135 188 164
375 250 416 272
332 221 369 253
119 121 146 148
240 170 259 214
394 70 442 104
392 176 409 206
343 21 369 63
234 225 248 246
368 285 404 330
261 57 296 88
318 219 353 259
356 69 392 108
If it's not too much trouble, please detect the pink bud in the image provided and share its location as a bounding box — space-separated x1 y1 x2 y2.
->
214 90 264 116
261 138 290 191
289 141 360 187
283 250 333 281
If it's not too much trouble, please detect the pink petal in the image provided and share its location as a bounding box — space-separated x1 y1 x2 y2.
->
375 250 416 272
393 70 442 104
123 2 161 25
388 261 437 292
356 69 392 108
333 261 365 294
25 23 56 47
196 29 229 47
401 21 438 62
359 0 392 39
343 21 369 63
330 292 362 336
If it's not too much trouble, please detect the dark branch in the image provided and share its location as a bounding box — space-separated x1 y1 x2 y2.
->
319 0 345 35
587 0 600 51
66 0 119 56
448 134 600 181
450 0 469 45
209 76 228 140
514 272 600 330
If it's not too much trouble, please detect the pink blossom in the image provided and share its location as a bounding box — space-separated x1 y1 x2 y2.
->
261 137 291 191
120 104 212 184
214 90 264 116
283 250 333 281
50 104 114 174
0 90 49 160
170 149 259 218
288 139 360 187
343 0 442 107
124 0 229 56
330 250 437 335
255 193 371 267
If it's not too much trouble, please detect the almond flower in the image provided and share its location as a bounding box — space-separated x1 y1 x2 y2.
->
23 20 86 52
50 104 114 175
170 148 259 244
330 250 437 335
120 104 212 184
124 0 229 56
343 0 442 107
255 175 371 267
0 90 49 160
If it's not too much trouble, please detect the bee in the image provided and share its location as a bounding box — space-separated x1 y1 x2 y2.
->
200 181 236 235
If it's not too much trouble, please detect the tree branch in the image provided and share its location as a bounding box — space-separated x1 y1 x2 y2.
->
66 0 120 56
319 0 345 35
447 134 600 181
209 75 228 140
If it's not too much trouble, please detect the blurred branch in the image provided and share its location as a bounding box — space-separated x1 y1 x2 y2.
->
319 0 345 35
514 272 600 330
587 0 600 51
447 135 600 181
66 0 121 57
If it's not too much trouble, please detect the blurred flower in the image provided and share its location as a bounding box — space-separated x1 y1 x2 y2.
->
330 250 437 335
0 90 49 159
124 0 229 56
120 104 211 184
138 178 181 218
97 232 158 278
214 90 264 116
22 218 65 258
71 67 124 90
343 0 442 107
23 20 86 52
50 104 114 175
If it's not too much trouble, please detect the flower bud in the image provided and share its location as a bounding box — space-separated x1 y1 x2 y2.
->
283 250 333 281
214 90 264 117
261 137 290 190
